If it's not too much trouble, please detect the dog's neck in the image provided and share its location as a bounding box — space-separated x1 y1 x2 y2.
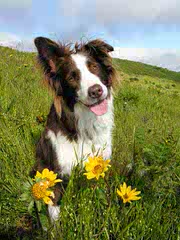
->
46 96 113 143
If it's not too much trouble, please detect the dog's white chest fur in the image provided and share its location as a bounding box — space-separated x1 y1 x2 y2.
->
47 97 113 175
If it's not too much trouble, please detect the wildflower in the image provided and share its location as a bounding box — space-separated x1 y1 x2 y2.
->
9 54 13 57
117 182 141 203
24 64 28 67
34 168 62 187
20 169 62 214
84 155 111 180
31 180 54 205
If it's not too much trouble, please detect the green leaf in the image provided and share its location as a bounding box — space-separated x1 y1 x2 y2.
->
36 200 42 212
34 177 43 183
20 192 30 201
27 176 34 185
91 144 96 154
28 200 34 214
95 188 108 206
40 213 49 229
23 181 32 190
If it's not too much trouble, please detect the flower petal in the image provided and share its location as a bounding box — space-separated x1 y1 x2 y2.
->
127 186 132 193
101 172 105 178
133 191 141 196
130 196 141 201
45 190 53 197
35 171 42 179
120 183 126 195
43 197 53 205
50 191 55 198
117 189 123 197
54 179 62 183
42 168 50 178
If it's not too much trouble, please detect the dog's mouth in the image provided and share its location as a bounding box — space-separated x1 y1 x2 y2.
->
78 98 108 116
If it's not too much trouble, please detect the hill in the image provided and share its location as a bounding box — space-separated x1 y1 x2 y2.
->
0 46 179 239
113 58 180 81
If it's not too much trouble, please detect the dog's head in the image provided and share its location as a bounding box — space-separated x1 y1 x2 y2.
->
34 37 116 116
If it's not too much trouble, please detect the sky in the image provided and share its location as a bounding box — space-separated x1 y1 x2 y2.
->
0 0 180 71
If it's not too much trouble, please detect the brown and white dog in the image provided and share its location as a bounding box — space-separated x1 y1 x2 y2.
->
31 37 116 221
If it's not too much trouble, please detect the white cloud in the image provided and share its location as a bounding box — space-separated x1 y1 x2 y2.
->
0 32 21 48
55 0 180 43
111 48 180 71
58 0 180 25
0 32 21 42
0 32 35 51
95 0 180 24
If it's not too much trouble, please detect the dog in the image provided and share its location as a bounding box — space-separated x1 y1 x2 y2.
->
31 37 116 221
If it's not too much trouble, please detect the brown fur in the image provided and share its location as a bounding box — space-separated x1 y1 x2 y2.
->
54 95 62 117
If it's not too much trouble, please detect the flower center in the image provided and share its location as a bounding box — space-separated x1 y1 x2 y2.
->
92 164 103 174
32 181 49 200
124 193 129 199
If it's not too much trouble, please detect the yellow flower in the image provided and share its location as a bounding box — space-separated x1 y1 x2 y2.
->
84 155 111 180
32 180 54 205
34 168 62 187
117 182 141 203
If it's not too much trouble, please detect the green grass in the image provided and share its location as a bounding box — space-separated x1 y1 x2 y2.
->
0 46 180 240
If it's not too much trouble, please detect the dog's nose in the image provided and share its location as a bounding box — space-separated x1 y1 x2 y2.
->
88 84 103 99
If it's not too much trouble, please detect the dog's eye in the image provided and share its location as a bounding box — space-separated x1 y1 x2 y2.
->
92 65 98 70
68 77 74 82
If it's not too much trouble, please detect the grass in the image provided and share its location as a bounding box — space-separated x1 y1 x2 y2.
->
0 46 180 239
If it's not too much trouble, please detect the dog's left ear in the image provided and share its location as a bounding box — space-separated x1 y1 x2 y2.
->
83 39 114 58
34 37 63 74
34 37 66 96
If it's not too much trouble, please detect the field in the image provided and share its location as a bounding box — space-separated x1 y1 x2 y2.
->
0 46 179 240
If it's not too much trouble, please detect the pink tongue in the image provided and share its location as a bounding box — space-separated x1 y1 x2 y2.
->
89 99 108 116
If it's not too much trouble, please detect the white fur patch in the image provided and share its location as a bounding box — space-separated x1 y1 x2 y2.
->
47 96 113 176
48 205 60 222
71 53 108 105
74 96 114 158
47 130 79 175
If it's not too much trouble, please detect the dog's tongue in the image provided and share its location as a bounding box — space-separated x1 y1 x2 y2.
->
89 99 108 116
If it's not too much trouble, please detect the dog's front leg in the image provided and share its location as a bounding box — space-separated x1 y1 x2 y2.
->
48 175 69 222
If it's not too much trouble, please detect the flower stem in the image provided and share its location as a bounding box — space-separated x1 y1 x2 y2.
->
34 201 43 234
104 176 111 206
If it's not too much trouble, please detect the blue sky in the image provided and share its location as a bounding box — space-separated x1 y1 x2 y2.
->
1 0 180 71
0 0 180 48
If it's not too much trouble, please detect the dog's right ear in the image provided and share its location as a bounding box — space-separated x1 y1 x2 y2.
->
34 37 61 74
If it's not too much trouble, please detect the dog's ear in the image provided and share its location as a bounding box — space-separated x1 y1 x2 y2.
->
83 39 118 88
34 37 61 74
34 37 66 96
83 39 114 58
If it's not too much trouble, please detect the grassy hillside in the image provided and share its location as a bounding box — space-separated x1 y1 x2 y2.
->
0 46 180 240
113 58 180 81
